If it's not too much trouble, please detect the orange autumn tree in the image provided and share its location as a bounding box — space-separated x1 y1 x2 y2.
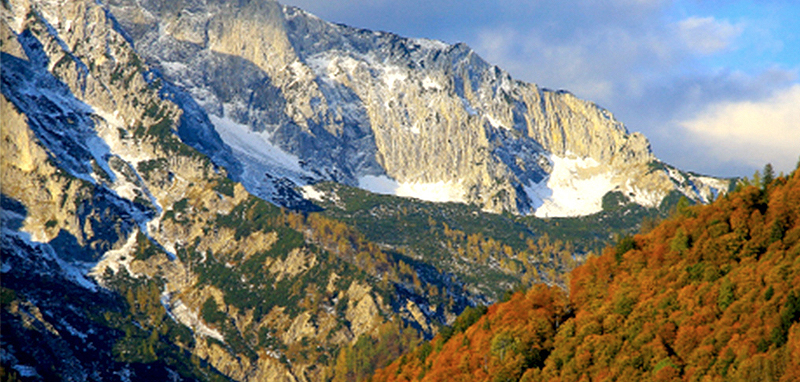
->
371 284 569 382
371 162 800 382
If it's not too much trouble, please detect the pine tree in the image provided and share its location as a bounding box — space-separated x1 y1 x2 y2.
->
762 163 774 189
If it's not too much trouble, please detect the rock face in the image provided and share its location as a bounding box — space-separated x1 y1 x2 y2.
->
103 0 729 216
0 0 731 381
2 1 467 381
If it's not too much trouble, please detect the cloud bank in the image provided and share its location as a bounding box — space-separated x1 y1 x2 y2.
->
679 84 800 175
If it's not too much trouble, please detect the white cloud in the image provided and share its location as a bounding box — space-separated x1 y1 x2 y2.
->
679 84 800 173
677 16 743 54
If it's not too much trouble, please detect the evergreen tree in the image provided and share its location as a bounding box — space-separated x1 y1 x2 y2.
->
762 163 774 188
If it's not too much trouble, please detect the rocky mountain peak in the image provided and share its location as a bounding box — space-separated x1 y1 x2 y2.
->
102 0 728 216
1 0 738 381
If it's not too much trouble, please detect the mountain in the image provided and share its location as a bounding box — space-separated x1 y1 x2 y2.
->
0 0 476 380
103 0 729 217
0 0 739 381
371 169 800 382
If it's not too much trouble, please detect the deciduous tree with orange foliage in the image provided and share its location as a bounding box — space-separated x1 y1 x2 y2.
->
371 163 800 381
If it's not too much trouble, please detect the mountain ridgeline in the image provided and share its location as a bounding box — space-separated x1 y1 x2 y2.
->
0 0 744 381
104 0 729 216
371 167 800 382
1 0 463 380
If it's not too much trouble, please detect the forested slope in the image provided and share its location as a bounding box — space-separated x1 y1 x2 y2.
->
372 164 800 382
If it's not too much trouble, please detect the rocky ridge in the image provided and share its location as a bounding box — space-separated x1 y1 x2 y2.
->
103 0 730 216
1 0 733 381
1 0 471 380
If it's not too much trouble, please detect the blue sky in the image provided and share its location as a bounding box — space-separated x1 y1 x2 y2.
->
280 0 800 177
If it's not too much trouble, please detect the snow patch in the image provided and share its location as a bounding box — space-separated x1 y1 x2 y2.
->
383 67 407 90
160 61 190 78
303 54 330 77
57 258 99 291
300 185 325 202
462 98 478 116
665 166 729 203
358 175 401 195
161 292 225 342
210 114 306 177
625 181 664 208
85 135 114 180
422 76 442 91
667 167 685 184
485 114 508 130
188 86 220 109
93 109 126 130
89 231 139 282
689 174 728 202
306 52 365 82
359 175 466 203
111 180 140 203
210 113 316 204
526 154 616 218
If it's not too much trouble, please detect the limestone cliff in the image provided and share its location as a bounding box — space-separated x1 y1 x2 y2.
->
103 0 730 216
1 1 462 380
1 0 731 380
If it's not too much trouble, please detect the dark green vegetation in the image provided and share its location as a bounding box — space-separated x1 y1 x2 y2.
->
310 183 541 298
309 182 688 300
